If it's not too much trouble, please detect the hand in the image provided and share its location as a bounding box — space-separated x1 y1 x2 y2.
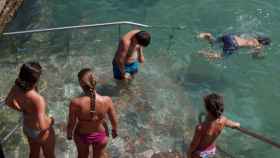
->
198 33 212 39
235 122 241 128
121 73 132 80
112 129 118 139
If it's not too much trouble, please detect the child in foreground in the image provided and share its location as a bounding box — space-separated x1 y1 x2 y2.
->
187 93 240 158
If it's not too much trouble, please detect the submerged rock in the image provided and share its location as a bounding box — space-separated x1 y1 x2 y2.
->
0 0 24 32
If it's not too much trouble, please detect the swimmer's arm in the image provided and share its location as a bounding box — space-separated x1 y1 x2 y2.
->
5 86 21 111
198 50 223 60
198 32 216 44
34 96 51 131
123 29 141 40
138 47 145 63
67 100 78 140
224 117 240 129
187 125 203 158
107 97 118 138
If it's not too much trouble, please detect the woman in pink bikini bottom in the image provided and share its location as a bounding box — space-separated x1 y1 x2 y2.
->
67 68 118 158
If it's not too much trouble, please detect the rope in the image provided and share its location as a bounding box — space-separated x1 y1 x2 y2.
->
235 127 280 149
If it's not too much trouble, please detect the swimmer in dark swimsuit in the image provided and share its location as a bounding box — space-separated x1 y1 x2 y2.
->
197 32 271 59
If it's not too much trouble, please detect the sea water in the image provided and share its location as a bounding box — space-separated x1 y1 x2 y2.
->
0 0 280 157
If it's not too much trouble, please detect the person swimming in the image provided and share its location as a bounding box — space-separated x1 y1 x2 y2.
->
67 68 118 158
112 30 151 80
187 93 240 158
5 62 55 158
198 32 271 59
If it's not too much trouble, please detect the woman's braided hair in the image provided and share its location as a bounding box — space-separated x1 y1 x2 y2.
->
204 93 224 119
78 68 97 117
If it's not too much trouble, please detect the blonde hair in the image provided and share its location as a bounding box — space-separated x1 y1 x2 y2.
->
78 68 97 115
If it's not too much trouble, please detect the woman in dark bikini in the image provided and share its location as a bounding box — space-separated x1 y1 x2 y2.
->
5 62 55 158
67 68 118 158
187 93 240 158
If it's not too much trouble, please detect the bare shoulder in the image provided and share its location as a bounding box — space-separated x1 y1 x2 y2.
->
70 97 81 106
122 29 141 42
102 96 113 105
26 90 44 103
219 116 228 123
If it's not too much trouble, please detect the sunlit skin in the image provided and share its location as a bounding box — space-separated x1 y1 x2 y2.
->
187 99 240 158
5 82 55 158
198 32 264 59
113 30 145 80
67 72 118 158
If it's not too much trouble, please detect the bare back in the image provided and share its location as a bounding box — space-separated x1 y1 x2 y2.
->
70 93 112 134
196 117 227 150
6 85 52 130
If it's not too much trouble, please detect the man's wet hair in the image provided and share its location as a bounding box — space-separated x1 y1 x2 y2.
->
257 36 271 46
135 31 151 47
16 62 42 91
204 93 224 119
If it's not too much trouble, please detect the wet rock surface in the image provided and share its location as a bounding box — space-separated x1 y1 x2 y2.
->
0 0 23 32
151 151 182 158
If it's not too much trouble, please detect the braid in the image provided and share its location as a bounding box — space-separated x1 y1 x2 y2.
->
89 86 96 112
78 68 97 119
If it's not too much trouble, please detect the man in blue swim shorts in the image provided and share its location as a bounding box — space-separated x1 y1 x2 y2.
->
112 30 151 80
197 32 271 59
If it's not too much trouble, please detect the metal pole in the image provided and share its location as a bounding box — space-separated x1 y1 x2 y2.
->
2 21 151 36
235 127 280 149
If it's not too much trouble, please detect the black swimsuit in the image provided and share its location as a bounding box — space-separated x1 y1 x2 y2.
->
216 34 239 56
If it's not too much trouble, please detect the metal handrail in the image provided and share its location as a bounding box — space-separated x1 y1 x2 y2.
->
198 112 280 151
2 21 185 36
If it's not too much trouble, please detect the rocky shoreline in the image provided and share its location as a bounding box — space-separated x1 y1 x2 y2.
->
0 0 23 32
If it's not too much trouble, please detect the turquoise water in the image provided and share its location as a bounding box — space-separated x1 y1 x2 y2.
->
1 0 280 157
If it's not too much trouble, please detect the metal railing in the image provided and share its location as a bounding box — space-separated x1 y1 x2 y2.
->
0 21 279 157
2 21 186 37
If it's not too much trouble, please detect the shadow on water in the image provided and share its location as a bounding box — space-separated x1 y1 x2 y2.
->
176 53 231 93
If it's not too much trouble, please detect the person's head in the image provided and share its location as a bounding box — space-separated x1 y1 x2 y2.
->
16 62 42 91
203 93 224 119
134 31 151 47
257 36 271 46
78 68 96 94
